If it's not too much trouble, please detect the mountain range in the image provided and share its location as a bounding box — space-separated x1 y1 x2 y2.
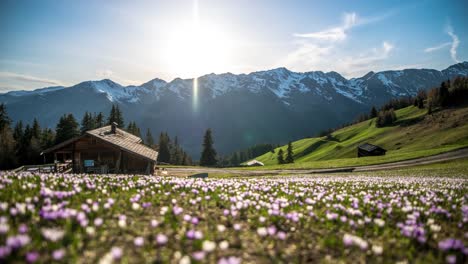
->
1 62 467 159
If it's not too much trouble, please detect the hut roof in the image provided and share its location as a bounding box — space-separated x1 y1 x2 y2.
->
358 143 386 152
42 125 158 162
246 160 265 166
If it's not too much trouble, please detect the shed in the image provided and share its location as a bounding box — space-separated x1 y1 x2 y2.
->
357 143 386 157
41 123 158 174
245 160 265 166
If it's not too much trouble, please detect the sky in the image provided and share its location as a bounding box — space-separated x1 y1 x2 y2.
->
0 0 467 92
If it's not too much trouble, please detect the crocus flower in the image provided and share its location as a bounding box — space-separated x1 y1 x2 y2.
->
41 227 65 242
202 240 216 252
26 251 39 263
218 256 242 264
156 234 168 245
52 249 65 260
257 227 267 237
134 236 144 247
111 247 123 260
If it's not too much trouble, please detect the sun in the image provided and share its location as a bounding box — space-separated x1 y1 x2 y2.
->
161 21 234 78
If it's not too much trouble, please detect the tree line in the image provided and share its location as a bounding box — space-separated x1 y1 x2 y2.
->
277 141 294 165
212 77 468 167
218 143 278 167
0 103 193 169
318 76 468 135
157 132 193 165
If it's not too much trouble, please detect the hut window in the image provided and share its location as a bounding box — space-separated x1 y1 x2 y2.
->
91 139 97 145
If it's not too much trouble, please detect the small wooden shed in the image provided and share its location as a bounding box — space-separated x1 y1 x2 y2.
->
245 160 265 166
41 123 158 174
357 143 386 157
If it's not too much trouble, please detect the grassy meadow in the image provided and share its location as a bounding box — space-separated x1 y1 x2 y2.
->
249 106 468 169
0 169 467 263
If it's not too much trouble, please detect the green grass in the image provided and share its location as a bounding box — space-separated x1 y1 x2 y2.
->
2 172 466 263
366 157 468 177
246 106 468 169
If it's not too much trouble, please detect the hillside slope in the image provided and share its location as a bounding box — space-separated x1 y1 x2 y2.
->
253 106 468 169
1 62 467 158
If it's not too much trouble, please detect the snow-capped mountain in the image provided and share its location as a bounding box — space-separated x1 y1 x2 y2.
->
4 86 65 97
1 62 467 157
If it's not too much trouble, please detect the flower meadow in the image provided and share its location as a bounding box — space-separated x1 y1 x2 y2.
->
0 172 467 263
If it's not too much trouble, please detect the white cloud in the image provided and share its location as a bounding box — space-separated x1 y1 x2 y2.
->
294 12 357 42
283 11 395 77
337 41 395 76
283 42 332 70
96 69 114 78
446 25 460 63
423 25 460 63
95 69 142 86
0 71 64 86
424 42 451 53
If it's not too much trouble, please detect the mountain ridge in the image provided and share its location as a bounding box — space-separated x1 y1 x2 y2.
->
1 62 467 158
3 62 467 101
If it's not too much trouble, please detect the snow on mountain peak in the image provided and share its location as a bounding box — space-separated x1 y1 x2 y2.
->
3 62 467 106
89 79 149 103
443 61 468 76
3 86 65 97
199 73 239 98
141 78 167 90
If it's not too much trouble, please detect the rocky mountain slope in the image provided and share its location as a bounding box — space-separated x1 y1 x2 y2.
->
1 62 467 158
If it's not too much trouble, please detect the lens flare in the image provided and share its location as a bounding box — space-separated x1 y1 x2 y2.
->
193 77 198 112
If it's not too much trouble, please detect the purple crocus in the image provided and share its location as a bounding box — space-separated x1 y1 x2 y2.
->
26 251 39 263
438 238 464 251
156 234 168 245
52 249 65 260
111 247 123 260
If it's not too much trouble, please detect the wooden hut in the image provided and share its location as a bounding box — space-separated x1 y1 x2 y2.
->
245 160 265 166
41 123 158 174
357 143 386 157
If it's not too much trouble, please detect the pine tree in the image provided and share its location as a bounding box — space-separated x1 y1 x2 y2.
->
31 118 41 139
115 105 124 128
41 128 55 150
0 103 11 131
157 132 171 163
171 136 183 165
417 97 424 109
126 121 141 137
28 118 42 164
145 128 155 148
0 124 17 169
439 81 449 107
286 141 294 163
81 112 95 134
370 106 378 118
107 105 116 125
107 104 124 128
200 128 217 166
0 104 17 169
55 114 80 144
95 112 105 128
277 149 285 164
13 121 24 142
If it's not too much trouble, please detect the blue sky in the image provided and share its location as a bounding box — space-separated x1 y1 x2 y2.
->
0 0 466 91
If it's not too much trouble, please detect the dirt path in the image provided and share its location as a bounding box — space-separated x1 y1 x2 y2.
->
166 148 468 176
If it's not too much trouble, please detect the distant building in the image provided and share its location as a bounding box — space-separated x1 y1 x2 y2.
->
357 143 386 157
41 123 158 174
245 160 265 166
